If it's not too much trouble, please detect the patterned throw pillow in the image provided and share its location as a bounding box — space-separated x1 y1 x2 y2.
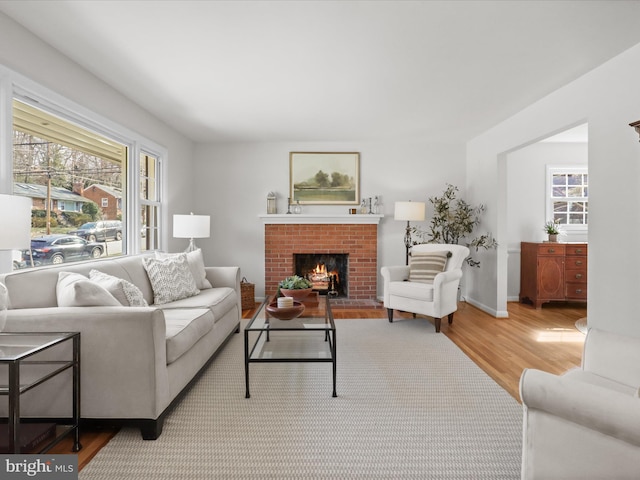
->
89 269 148 307
154 249 212 290
56 272 121 307
142 254 200 305
408 251 450 284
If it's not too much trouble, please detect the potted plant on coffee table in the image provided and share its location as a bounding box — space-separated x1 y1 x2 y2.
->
279 275 313 301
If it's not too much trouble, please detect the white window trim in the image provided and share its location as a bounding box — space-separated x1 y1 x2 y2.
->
0 64 168 254
545 165 588 236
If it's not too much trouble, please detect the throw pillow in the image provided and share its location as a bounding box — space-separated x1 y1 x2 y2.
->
155 249 212 290
56 272 121 307
142 254 200 305
89 269 148 307
408 251 450 284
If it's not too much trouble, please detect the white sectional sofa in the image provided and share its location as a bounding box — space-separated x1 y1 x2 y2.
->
0 252 241 439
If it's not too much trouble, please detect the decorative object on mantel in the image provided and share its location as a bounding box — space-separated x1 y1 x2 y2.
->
173 212 210 252
630 120 640 140
278 275 313 300
289 152 360 205
543 220 561 242
414 184 497 267
394 201 426 265
267 192 277 214
0 193 32 331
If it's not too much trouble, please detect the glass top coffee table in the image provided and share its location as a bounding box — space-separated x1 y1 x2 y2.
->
244 293 336 398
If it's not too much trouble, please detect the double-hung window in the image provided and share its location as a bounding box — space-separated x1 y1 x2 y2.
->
547 166 588 233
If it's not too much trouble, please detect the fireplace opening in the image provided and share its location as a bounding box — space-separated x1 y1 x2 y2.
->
294 254 348 297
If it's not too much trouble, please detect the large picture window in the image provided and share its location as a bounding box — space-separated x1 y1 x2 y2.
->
9 96 163 269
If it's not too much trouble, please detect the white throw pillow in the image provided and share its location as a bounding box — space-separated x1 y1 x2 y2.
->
89 269 148 307
56 272 121 307
155 249 212 290
143 254 200 305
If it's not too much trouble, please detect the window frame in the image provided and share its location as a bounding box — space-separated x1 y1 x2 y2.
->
545 165 588 235
0 65 167 258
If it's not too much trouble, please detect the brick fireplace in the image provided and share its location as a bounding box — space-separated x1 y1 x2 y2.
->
261 214 382 300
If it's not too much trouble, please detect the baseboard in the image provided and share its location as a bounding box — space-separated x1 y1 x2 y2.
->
465 297 509 318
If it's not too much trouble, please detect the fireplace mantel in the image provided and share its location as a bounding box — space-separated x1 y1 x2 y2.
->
259 214 383 225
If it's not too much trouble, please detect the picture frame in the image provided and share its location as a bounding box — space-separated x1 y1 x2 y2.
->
289 152 360 205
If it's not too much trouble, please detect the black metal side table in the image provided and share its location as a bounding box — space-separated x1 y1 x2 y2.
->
0 332 81 453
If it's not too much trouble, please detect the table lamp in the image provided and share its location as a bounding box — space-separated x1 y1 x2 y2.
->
173 212 210 252
0 194 32 330
394 201 425 265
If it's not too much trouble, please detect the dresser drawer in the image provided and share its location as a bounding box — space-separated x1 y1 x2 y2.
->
566 245 587 256
536 244 565 256
566 283 587 299
565 269 587 283
566 257 587 268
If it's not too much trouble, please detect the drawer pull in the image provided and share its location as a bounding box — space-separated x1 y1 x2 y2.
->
575 260 583 265
575 274 582 279
575 249 583 253
547 249 555 253
575 289 583 294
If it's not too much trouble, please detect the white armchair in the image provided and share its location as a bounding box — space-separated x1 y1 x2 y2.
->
520 328 640 479
380 244 469 332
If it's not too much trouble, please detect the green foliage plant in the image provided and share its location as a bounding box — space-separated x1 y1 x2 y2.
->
415 183 497 267
543 220 560 235
278 275 313 290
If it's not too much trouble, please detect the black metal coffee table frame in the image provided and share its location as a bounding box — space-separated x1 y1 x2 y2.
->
244 294 336 398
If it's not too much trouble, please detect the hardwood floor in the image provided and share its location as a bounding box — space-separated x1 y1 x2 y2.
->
52 299 586 470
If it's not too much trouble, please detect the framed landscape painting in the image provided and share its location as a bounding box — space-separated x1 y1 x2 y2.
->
289 152 360 205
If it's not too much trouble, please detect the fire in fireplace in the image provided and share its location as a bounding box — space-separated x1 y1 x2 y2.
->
294 254 348 297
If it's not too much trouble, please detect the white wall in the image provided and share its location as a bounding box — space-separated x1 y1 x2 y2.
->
193 141 466 299
468 42 640 337
506 142 588 300
0 13 195 252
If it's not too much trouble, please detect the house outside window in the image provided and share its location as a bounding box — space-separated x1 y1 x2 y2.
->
547 166 588 234
101 198 108 207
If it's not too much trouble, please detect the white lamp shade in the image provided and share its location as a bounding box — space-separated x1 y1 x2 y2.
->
173 213 210 239
394 201 425 222
0 194 32 250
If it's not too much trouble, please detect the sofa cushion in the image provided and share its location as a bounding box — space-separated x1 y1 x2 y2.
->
56 272 122 307
89 269 148 307
408 251 449 284
388 280 434 302
163 308 215 364
143 255 200 305
155 249 212 290
161 287 237 323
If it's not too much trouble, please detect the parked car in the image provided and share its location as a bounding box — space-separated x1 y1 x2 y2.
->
26 234 104 265
12 250 26 270
71 220 122 242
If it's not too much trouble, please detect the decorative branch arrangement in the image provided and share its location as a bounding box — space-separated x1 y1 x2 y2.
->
414 183 497 267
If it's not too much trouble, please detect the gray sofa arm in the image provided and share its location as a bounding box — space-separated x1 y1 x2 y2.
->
205 266 242 316
520 368 640 447
3 306 170 419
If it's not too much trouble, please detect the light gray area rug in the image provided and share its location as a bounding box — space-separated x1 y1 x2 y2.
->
80 319 522 479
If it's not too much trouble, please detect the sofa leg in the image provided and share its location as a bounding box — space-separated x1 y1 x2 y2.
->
434 318 442 333
140 418 164 440
448 313 454 325
387 308 394 323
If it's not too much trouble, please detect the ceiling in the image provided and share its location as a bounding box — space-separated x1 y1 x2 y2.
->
1 1 639 144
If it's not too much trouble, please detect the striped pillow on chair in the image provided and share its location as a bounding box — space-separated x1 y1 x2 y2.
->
408 251 450 284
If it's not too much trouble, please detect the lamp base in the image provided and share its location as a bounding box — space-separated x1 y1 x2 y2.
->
184 238 198 253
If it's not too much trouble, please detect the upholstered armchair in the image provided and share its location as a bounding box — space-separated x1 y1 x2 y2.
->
520 328 640 479
380 244 469 332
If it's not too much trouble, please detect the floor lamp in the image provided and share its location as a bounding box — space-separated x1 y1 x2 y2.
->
394 201 426 265
173 213 211 252
0 194 32 330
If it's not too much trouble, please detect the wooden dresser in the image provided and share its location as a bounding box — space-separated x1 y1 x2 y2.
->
520 242 587 308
